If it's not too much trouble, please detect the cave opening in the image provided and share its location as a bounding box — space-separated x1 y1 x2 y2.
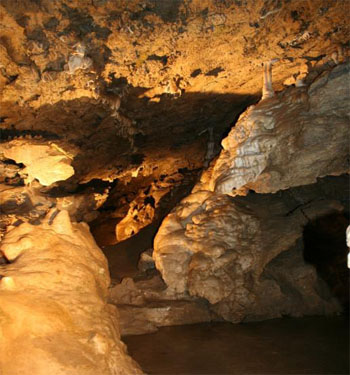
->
303 213 349 312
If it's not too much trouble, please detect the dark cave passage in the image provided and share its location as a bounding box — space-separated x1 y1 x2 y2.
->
303 213 349 311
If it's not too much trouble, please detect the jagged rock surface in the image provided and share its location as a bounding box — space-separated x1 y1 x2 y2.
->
115 172 185 241
211 63 350 195
0 210 143 375
154 182 344 322
0 0 349 245
153 66 349 323
0 182 54 239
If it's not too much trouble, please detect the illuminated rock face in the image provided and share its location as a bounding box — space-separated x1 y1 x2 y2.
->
0 0 349 235
211 63 350 195
2 140 75 186
154 188 343 322
0 210 143 375
153 66 349 322
0 0 348 350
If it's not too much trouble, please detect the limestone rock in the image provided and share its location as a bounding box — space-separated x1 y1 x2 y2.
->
56 189 108 223
0 210 143 375
116 172 184 242
0 161 20 181
1 0 348 229
153 185 343 323
118 301 212 336
138 248 155 272
0 182 55 240
211 63 350 196
110 274 212 336
152 66 348 323
2 140 75 186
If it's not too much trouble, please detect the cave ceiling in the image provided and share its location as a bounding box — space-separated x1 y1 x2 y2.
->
0 0 349 237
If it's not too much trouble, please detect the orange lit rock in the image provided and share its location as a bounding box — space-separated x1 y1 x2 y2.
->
0 210 143 375
2 140 75 186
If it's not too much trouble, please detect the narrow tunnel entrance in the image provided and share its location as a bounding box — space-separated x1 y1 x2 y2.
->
303 213 349 312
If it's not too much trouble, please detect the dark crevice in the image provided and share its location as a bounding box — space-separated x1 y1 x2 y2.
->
303 213 349 311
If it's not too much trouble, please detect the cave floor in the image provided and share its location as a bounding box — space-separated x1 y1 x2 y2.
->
123 316 349 375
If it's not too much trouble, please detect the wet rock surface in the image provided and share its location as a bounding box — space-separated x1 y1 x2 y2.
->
153 63 349 322
0 1 349 372
110 272 213 336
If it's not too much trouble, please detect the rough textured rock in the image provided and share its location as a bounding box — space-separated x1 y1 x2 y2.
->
210 63 350 195
153 64 349 321
110 273 213 336
0 0 349 245
0 210 143 375
154 182 344 322
0 1 347 372
115 171 185 241
1 139 75 186
0 182 54 239
55 188 109 222
137 248 155 272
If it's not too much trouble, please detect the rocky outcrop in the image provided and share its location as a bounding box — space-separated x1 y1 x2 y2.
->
0 0 348 352
1 139 75 186
115 172 185 242
153 64 349 323
110 273 212 336
0 182 54 239
211 63 350 195
0 210 142 375
153 187 343 322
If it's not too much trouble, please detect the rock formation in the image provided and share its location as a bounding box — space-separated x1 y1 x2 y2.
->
1 0 349 243
0 0 349 371
0 210 142 375
211 63 350 196
1 139 75 186
153 64 349 323
110 273 212 336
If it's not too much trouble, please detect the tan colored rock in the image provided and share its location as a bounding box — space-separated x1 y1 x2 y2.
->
2 140 75 186
210 63 350 196
0 182 55 239
56 189 108 223
138 248 155 272
0 210 143 375
118 301 211 336
153 188 343 323
116 173 184 242
110 274 212 336
1 0 349 191
152 65 349 320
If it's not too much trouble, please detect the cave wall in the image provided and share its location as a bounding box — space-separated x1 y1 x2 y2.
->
153 64 350 323
0 0 349 370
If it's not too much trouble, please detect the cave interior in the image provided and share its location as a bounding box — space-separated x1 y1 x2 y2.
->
0 1 349 374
